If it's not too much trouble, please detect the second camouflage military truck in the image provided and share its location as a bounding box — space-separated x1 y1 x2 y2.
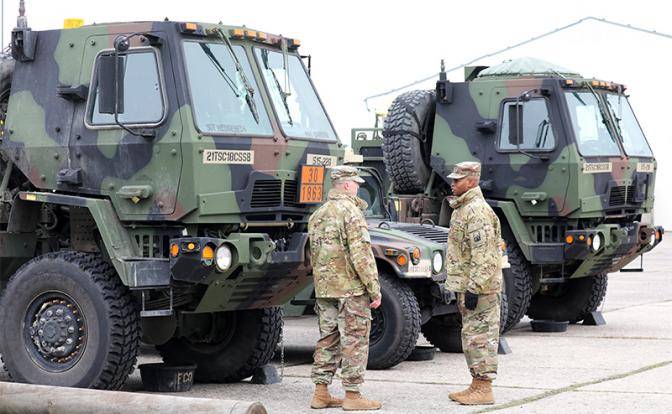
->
0 10 344 389
354 57 664 333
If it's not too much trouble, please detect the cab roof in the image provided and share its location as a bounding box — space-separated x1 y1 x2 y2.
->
477 57 581 79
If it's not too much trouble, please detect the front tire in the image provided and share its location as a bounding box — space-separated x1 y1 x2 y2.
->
0 252 140 389
527 274 608 323
502 241 533 332
367 273 421 369
157 307 282 382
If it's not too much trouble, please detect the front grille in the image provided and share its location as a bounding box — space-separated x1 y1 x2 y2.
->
284 180 298 207
395 225 449 244
609 186 626 206
609 185 640 207
626 185 637 204
251 180 282 208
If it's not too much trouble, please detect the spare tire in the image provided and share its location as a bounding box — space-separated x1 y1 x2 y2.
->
382 90 435 194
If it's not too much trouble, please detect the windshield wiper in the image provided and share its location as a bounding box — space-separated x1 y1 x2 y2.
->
199 43 241 98
212 27 260 124
586 85 618 145
605 95 624 136
261 50 293 126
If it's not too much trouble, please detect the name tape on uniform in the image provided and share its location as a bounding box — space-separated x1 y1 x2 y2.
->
582 162 612 174
306 153 337 167
203 150 254 164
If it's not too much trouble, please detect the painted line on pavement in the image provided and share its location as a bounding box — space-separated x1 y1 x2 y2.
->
473 359 672 413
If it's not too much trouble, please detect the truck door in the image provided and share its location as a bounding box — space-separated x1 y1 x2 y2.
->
485 86 570 217
71 32 183 217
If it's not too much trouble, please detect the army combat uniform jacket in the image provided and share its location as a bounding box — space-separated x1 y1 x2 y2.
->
308 188 381 301
445 186 502 294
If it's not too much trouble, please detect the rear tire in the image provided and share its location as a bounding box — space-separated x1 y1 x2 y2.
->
382 90 435 194
0 252 140 389
367 273 421 369
157 307 282 382
526 274 608 323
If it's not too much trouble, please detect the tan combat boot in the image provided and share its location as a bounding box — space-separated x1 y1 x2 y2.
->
342 391 382 411
452 378 494 405
310 384 344 409
448 377 477 401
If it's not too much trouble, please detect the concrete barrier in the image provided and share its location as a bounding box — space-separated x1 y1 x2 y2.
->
0 381 267 414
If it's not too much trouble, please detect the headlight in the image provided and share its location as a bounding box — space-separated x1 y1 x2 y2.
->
432 251 443 273
411 247 421 265
591 233 603 252
215 244 233 271
649 233 656 247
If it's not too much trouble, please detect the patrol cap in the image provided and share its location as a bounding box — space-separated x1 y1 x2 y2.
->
447 161 481 180
330 165 365 183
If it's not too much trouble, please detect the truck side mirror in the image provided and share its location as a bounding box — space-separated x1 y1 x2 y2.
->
508 103 523 145
97 54 125 114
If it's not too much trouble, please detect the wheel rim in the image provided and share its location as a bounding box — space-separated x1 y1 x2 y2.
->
24 291 87 372
369 307 385 346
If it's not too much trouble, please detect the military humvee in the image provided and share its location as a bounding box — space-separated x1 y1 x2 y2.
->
285 166 509 367
355 57 664 333
0 4 343 389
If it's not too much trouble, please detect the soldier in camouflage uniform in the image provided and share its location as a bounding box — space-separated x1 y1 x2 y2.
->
308 165 383 411
445 161 502 405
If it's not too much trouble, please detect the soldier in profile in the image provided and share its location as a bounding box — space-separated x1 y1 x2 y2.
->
444 161 503 405
308 165 382 411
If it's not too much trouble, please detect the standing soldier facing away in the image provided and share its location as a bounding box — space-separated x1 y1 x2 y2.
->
445 161 503 405
308 165 383 411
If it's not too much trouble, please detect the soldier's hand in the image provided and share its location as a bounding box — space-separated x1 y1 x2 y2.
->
464 291 478 310
370 297 382 309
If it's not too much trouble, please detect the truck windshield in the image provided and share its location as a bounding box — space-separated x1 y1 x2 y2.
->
564 91 621 156
254 48 337 141
183 41 272 135
604 93 653 157
358 174 385 218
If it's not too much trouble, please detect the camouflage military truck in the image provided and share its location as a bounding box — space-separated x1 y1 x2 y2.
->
355 57 664 334
285 166 510 367
0 4 344 389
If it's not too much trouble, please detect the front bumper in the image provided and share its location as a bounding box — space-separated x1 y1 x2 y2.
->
168 232 311 312
564 223 663 277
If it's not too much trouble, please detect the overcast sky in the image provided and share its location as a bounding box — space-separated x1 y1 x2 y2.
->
4 0 672 228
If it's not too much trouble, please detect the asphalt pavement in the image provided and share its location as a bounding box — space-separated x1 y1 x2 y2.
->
2 240 671 413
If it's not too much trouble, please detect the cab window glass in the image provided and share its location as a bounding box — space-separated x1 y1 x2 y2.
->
90 51 164 125
183 41 272 135
499 99 555 151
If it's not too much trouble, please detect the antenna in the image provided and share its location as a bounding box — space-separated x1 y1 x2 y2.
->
16 0 26 29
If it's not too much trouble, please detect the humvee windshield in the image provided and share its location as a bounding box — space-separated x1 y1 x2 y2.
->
604 93 653 157
358 174 385 218
564 91 621 156
183 41 273 135
254 48 337 141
